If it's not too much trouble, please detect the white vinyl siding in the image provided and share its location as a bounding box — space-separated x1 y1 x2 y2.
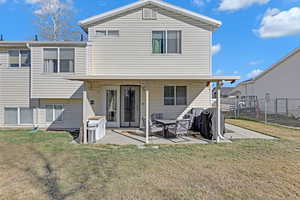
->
31 46 86 99
88 8 211 75
85 80 211 127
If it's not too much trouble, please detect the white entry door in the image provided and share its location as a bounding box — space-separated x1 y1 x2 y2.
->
103 86 120 128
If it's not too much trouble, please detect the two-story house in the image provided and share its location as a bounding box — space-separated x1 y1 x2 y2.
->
0 0 239 132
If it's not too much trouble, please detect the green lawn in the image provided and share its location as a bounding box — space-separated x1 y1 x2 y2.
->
0 123 300 200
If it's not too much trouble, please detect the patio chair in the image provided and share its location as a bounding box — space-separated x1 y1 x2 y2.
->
183 114 194 130
167 119 190 137
142 118 164 136
151 113 164 123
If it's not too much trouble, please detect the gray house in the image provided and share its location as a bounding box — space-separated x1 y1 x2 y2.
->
0 0 238 133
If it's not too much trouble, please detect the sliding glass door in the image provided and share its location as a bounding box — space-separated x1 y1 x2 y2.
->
120 86 140 128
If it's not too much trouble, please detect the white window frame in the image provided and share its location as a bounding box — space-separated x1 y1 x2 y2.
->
45 104 64 122
4 107 34 125
142 8 157 20
152 30 182 54
8 49 31 68
43 48 75 73
163 85 187 106
95 30 120 37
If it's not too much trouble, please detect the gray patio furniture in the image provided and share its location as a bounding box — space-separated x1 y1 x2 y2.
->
142 117 164 136
167 119 190 137
183 114 194 130
151 113 164 123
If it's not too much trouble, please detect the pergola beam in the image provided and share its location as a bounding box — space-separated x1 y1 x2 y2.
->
82 83 88 144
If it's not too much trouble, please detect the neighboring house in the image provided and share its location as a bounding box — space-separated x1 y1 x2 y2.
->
212 87 234 98
230 47 300 117
231 46 300 99
0 0 238 130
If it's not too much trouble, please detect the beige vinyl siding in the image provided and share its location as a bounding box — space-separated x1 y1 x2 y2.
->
252 50 300 99
0 49 31 126
232 50 300 99
85 80 211 127
31 46 86 99
35 99 82 130
88 7 211 75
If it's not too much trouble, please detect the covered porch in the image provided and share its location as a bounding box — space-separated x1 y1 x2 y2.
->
69 74 239 144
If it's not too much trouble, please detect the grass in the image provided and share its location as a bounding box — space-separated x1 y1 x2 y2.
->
0 123 300 200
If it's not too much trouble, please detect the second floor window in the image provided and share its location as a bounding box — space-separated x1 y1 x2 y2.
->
96 30 119 37
152 31 181 54
44 48 74 73
8 50 31 68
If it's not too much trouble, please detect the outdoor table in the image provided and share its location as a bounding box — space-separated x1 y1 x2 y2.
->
155 119 177 138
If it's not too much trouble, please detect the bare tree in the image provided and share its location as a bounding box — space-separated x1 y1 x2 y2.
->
32 0 82 41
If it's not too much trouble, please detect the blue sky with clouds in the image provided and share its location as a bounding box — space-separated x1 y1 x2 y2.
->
0 0 300 85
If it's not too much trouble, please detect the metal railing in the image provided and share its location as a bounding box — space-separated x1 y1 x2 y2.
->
222 96 300 127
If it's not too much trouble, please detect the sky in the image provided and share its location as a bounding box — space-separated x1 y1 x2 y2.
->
0 0 300 86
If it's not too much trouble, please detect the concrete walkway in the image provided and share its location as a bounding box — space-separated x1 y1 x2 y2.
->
225 123 275 140
96 124 275 145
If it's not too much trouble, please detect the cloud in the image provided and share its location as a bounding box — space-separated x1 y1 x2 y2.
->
24 0 73 15
218 0 270 11
215 69 224 75
26 0 42 4
254 7 300 38
0 0 6 4
212 44 221 55
191 0 209 7
248 60 263 66
247 69 263 79
233 70 239 75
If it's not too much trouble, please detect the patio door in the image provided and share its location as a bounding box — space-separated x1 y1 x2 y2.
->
104 86 120 128
120 86 140 128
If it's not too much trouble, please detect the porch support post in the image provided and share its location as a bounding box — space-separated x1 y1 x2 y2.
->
216 81 221 143
82 82 88 144
145 89 149 144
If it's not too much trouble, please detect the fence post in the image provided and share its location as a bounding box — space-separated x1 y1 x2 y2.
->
235 97 238 119
286 98 289 116
265 99 267 124
275 98 278 114
265 93 270 124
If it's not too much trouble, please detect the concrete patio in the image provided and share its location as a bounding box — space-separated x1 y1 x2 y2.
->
96 124 275 145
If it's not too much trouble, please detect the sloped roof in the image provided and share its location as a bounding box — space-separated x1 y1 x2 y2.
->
79 0 221 31
252 46 300 82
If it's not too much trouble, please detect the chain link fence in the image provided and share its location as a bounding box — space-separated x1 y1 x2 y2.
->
221 96 300 127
